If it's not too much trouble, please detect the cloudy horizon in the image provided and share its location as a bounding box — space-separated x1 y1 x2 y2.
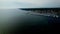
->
0 0 60 9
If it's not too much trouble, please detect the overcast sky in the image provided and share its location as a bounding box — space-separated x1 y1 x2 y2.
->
0 0 60 9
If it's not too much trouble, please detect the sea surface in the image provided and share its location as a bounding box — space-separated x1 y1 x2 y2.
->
0 9 59 34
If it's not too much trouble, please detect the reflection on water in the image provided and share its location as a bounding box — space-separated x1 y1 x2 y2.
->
0 9 59 34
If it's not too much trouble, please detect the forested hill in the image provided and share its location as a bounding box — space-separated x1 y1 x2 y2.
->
20 8 60 16
20 8 60 10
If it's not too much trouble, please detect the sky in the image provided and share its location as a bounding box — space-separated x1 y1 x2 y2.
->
0 0 60 9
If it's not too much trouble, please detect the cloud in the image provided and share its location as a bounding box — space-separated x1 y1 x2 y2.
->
0 0 60 9
14 0 60 8
16 0 60 5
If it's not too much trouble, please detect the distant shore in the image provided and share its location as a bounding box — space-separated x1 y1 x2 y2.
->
20 8 60 17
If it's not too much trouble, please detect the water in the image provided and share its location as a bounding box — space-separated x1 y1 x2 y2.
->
0 9 59 34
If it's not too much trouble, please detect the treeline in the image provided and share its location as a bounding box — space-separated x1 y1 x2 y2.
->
20 8 60 15
32 10 60 15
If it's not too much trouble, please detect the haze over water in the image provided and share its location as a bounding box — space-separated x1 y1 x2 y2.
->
0 9 48 34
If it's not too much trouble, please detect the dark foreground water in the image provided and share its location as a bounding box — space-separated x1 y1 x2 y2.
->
0 9 60 34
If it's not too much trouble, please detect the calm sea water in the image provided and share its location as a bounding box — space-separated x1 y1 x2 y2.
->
0 9 59 34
